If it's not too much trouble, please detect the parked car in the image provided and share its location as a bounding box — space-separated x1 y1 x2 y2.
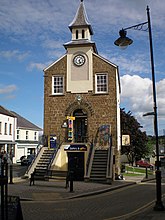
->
20 155 35 166
135 160 154 169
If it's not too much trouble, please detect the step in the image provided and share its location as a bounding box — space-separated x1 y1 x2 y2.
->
39 159 51 163
93 161 107 166
92 167 107 171
40 156 52 159
91 169 107 173
36 166 48 169
90 178 107 182
37 161 50 165
90 175 106 179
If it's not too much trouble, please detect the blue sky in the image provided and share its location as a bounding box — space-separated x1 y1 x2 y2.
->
0 0 165 135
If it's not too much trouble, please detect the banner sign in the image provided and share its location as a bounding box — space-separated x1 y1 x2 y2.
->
67 116 75 141
64 144 87 151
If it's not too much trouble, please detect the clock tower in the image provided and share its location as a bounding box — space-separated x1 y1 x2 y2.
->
43 0 121 180
64 0 97 93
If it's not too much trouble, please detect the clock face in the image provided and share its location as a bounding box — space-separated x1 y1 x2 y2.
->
73 54 85 66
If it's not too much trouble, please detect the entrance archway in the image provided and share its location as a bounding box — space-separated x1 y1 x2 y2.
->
73 109 87 143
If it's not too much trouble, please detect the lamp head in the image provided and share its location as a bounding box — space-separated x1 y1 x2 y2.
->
114 29 133 49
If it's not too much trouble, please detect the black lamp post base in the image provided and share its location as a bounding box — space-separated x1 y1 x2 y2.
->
154 201 165 211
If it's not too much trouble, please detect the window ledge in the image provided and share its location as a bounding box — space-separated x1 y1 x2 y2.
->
49 94 65 97
93 92 109 95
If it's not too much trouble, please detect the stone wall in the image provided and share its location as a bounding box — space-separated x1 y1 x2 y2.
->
44 53 120 174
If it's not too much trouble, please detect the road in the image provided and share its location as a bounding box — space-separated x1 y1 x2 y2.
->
20 180 165 220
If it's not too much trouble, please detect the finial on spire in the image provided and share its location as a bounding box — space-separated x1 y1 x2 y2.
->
81 0 83 2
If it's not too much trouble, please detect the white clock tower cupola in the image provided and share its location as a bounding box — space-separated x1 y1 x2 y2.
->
69 0 93 41
64 0 97 53
64 0 97 93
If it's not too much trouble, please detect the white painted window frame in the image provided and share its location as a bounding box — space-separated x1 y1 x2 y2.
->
52 75 64 95
95 73 108 94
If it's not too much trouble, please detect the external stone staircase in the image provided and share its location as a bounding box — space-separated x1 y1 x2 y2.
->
90 150 108 182
34 149 55 180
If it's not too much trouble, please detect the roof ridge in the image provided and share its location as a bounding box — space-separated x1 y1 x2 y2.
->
0 105 16 117
69 0 93 35
10 111 42 130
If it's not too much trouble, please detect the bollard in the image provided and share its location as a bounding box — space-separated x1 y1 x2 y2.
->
146 167 148 179
69 171 74 192
9 164 13 184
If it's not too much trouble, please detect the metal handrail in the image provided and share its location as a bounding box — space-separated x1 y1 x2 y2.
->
26 145 43 174
85 140 94 176
47 135 64 174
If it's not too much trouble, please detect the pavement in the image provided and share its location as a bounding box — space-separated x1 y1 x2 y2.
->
7 175 165 219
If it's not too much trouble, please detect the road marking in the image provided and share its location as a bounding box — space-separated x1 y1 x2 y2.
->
104 194 165 220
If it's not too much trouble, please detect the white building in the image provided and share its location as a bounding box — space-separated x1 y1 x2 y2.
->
0 106 42 163
0 106 16 159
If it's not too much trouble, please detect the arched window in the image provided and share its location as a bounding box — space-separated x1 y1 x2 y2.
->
82 30 85 38
76 30 79 39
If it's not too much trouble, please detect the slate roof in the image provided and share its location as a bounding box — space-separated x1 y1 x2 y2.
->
11 111 42 131
69 0 93 35
0 105 16 117
0 105 42 131
63 39 98 53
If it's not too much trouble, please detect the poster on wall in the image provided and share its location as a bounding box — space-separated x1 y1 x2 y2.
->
95 125 111 150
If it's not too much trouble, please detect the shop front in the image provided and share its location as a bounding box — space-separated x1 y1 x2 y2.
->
64 144 87 181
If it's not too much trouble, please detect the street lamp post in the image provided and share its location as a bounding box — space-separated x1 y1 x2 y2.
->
114 6 164 211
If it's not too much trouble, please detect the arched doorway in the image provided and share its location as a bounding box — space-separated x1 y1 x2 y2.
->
73 109 87 143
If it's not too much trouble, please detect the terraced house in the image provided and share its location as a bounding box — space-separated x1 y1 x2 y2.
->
0 105 42 163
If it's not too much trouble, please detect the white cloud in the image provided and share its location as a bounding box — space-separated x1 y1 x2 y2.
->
42 39 63 50
28 62 46 71
121 75 165 134
0 84 17 94
0 0 75 37
1 0 164 38
111 54 150 76
0 50 29 61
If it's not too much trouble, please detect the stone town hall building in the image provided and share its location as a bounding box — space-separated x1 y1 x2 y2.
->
43 0 121 181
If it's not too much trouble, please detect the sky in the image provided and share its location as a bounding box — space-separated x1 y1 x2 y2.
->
0 0 165 135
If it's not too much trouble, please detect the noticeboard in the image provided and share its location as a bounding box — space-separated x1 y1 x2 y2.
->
122 135 130 146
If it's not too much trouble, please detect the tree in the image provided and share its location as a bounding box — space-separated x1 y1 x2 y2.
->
121 108 149 165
